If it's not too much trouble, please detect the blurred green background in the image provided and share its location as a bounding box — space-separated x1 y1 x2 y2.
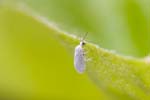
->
23 0 150 57
0 0 150 100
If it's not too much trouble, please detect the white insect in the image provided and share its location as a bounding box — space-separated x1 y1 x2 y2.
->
74 33 88 74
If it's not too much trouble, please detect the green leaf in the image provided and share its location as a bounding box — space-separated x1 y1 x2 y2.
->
0 4 105 100
85 44 150 100
1 3 150 100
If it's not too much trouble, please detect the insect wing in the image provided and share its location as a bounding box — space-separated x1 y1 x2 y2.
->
74 45 85 73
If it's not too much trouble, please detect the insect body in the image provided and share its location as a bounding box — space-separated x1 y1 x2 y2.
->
74 33 87 74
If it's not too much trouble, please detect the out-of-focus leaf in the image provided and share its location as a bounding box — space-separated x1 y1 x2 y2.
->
17 0 150 57
0 4 105 100
1 3 150 100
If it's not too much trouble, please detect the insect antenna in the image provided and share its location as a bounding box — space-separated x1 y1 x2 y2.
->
81 32 88 42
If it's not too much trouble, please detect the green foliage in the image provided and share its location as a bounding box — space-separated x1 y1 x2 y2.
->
0 0 150 100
